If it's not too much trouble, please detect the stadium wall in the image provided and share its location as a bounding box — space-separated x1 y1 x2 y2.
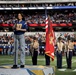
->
0 0 76 4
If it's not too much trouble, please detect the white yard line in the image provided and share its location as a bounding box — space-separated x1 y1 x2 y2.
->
0 58 66 61
0 59 45 61
58 60 76 72
73 69 76 71
58 69 66 71
63 60 76 66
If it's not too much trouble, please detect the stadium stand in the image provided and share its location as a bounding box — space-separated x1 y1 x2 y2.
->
0 9 74 28
0 0 76 56
0 2 76 7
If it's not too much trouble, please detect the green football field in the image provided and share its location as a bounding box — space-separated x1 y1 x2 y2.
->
0 55 76 75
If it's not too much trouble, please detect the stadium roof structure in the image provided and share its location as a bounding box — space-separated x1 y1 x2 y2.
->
0 0 76 4
0 6 76 10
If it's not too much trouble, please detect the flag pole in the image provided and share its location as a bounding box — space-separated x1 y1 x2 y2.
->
45 8 55 65
45 8 51 66
45 8 47 20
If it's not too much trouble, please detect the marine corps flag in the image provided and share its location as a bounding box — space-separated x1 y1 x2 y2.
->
45 15 55 61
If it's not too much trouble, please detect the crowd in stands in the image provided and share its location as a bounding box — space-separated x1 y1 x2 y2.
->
0 0 28 1
0 33 14 55
0 2 76 8
0 13 45 24
0 13 17 24
0 11 76 25
0 32 76 55
0 33 46 55
51 12 76 24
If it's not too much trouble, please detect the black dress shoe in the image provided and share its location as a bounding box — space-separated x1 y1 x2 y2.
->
57 67 62 69
11 65 19 69
20 65 25 68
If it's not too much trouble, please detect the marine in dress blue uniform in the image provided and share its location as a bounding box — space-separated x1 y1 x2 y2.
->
56 37 64 68
65 39 74 69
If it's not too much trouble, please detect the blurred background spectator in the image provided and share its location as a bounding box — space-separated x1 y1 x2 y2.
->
0 10 76 25
0 32 76 55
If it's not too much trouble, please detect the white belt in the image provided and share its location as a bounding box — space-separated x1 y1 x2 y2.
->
69 50 72 51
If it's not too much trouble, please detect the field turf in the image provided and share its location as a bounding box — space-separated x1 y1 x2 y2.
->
0 55 76 75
